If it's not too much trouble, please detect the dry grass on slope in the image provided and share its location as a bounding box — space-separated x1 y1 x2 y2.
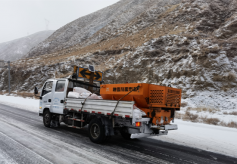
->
183 111 199 122
0 91 40 99
220 121 237 128
187 106 221 113
223 111 237 115
13 22 177 70
176 111 237 128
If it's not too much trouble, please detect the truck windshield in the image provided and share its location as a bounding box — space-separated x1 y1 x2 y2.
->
42 81 53 96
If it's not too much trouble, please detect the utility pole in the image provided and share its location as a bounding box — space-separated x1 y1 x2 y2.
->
7 61 11 94
0 60 11 94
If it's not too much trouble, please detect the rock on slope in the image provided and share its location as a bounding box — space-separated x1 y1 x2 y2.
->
0 30 54 61
1 0 237 111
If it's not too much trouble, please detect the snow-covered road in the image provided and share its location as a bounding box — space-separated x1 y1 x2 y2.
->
0 97 236 163
0 104 234 164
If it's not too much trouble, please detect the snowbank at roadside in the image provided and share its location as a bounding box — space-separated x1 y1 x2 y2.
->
0 95 39 113
152 119 237 158
0 95 237 158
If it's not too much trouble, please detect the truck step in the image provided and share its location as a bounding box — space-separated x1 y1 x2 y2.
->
65 124 83 129
68 118 85 122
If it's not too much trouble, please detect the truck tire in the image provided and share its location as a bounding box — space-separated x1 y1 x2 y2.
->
103 136 111 142
88 118 106 144
43 110 51 128
120 129 131 140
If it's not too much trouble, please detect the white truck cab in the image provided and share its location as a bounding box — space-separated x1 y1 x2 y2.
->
39 79 68 115
39 78 100 116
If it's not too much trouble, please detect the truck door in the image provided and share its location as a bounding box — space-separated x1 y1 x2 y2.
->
52 80 66 114
41 81 54 112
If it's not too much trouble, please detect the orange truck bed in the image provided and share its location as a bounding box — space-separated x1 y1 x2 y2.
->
100 83 182 125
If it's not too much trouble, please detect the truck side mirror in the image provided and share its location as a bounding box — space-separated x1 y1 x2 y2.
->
34 87 38 95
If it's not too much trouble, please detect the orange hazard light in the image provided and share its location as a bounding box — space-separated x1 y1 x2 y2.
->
136 122 141 127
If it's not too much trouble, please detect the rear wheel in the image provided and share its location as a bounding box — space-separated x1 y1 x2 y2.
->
103 136 111 142
120 129 131 140
43 110 51 127
88 118 106 144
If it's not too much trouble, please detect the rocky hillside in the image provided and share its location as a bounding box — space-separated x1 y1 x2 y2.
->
1 0 237 110
0 30 54 61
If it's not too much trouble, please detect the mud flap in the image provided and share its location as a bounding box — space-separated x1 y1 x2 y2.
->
100 117 114 136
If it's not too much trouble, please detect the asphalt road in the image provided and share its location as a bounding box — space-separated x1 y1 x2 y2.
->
0 104 236 164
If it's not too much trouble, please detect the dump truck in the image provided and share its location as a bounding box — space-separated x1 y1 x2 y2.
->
35 78 181 143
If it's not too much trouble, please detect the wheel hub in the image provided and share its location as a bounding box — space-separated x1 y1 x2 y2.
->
90 123 100 139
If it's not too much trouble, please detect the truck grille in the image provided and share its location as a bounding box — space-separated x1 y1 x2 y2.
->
166 89 181 106
150 90 164 104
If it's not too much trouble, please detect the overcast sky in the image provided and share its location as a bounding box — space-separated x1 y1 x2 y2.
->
0 0 120 43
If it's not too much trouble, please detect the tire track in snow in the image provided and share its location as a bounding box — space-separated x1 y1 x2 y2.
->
0 147 18 164
0 132 52 164
0 119 118 164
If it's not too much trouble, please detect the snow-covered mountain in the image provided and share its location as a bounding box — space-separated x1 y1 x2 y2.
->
27 0 181 57
0 30 54 61
1 0 237 111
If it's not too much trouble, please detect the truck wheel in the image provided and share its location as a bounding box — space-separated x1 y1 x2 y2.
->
120 130 131 140
43 110 51 128
88 118 106 144
103 136 111 142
